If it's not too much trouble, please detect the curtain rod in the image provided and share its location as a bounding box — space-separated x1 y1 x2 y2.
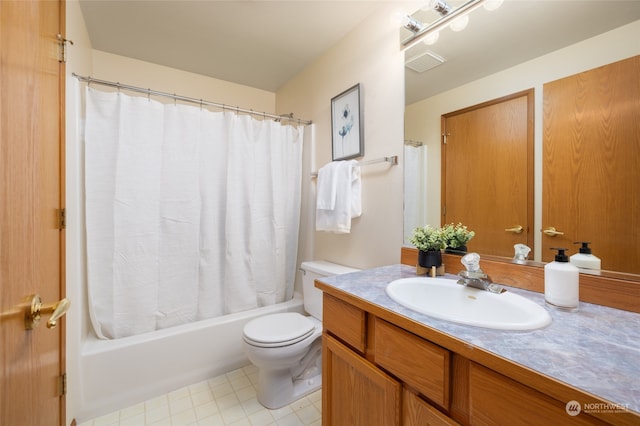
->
72 73 312 126
311 156 398 177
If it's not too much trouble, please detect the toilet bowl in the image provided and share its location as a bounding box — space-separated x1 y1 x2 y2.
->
242 260 358 409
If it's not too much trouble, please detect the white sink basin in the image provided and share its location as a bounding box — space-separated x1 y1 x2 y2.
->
386 277 551 330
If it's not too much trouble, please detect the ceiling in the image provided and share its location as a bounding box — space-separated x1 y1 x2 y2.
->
79 1 640 103
79 0 386 92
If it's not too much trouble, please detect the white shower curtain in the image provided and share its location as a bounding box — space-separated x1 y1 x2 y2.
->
84 88 304 339
404 143 427 245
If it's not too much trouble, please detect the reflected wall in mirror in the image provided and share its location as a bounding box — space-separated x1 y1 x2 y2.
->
402 1 640 276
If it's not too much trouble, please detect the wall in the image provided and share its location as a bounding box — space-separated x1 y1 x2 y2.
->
405 19 640 261
89 51 275 112
65 1 93 423
277 4 406 270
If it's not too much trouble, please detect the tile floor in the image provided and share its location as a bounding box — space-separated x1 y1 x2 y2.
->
78 365 322 426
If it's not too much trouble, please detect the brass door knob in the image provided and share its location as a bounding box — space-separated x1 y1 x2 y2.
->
25 294 70 330
505 225 524 234
542 227 564 237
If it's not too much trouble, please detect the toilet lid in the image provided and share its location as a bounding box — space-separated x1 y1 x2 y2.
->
243 313 315 346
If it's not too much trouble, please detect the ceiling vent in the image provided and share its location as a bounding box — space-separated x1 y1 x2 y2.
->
405 51 446 73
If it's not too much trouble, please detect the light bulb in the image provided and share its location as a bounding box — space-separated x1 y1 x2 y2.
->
422 31 440 45
484 0 504 11
449 14 469 32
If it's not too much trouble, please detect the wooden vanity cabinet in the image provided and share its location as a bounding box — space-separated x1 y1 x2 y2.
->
322 293 454 426
321 292 610 425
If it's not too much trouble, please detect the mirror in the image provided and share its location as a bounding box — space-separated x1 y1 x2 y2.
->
402 1 640 277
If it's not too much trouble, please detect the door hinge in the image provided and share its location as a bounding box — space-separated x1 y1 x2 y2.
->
442 206 446 216
58 208 66 230
442 133 450 144
58 373 67 397
57 34 74 63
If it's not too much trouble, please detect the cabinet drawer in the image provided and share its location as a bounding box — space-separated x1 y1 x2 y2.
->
374 318 450 410
468 363 605 425
323 293 366 353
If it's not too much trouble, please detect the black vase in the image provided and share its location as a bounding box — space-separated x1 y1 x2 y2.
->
445 245 468 255
418 250 442 268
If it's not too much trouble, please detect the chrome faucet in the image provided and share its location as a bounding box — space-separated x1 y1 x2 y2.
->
457 253 506 294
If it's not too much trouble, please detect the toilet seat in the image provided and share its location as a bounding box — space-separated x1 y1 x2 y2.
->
243 312 316 348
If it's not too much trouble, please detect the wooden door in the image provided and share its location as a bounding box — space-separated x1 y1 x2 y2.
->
323 334 401 426
442 91 534 258
543 56 640 273
0 1 66 425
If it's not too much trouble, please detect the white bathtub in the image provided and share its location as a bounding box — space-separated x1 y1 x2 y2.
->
77 293 305 421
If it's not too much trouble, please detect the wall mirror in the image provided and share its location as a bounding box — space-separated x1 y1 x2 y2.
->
402 0 640 278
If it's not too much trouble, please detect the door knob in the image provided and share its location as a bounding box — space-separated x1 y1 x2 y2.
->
25 294 70 330
505 225 524 234
542 227 564 237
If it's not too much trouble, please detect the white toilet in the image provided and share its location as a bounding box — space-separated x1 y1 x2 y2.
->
243 260 358 409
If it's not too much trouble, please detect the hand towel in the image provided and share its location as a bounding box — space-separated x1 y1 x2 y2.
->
316 160 361 233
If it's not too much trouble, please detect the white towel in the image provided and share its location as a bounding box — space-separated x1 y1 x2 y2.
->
316 160 361 233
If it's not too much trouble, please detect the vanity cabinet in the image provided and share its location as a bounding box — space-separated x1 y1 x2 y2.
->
323 334 401 426
321 291 610 425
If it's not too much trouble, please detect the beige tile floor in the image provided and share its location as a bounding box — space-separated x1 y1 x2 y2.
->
78 365 322 426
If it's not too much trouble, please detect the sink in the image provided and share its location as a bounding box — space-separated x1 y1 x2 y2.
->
386 277 551 330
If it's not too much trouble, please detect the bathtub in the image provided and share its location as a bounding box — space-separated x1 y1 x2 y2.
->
77 293 305 421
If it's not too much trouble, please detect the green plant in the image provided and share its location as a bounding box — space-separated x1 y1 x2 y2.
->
409 225 445 251
441 222 475 248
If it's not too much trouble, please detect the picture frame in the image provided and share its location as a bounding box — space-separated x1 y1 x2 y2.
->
331 83 363 161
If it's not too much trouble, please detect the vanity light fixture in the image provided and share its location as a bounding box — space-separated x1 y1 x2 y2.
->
429 0 452 17
402 0 493 49
402 15 425 33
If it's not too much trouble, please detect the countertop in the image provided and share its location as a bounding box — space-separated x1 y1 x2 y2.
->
317 264 640 415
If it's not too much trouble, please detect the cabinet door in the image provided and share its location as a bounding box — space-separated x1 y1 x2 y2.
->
323 334 401 426
404 389 460 426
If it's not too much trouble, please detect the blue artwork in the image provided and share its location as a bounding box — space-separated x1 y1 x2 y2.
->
332 84 363 161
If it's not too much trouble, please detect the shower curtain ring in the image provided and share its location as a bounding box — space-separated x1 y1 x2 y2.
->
147 88 151 102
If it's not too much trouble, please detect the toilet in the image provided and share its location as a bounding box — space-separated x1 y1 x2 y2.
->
243 260 359 409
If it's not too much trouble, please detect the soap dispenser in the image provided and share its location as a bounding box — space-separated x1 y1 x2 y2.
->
570 242 601 270
544 247 579 311
513 244 531 263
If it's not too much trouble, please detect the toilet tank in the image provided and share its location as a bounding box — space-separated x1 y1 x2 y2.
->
300 260 359 321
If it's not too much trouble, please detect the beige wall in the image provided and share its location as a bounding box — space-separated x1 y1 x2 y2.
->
277 4 406 270
65 1 93 423
89 50 275 113
405 19 640 262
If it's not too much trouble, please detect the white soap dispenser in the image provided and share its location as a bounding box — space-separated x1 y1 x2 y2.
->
544 247 579 311
570 242 601 270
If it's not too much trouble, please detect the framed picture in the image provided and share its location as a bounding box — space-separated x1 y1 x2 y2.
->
331 83 363 161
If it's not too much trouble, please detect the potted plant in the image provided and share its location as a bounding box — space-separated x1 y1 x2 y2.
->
409 225 445 268
442 222 475 254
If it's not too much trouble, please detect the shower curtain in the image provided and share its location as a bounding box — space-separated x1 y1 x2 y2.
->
404 143 427 245
84 88 304 339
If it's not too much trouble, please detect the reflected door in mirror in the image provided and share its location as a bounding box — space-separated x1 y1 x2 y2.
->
442 90 534 258
543 55 640 274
